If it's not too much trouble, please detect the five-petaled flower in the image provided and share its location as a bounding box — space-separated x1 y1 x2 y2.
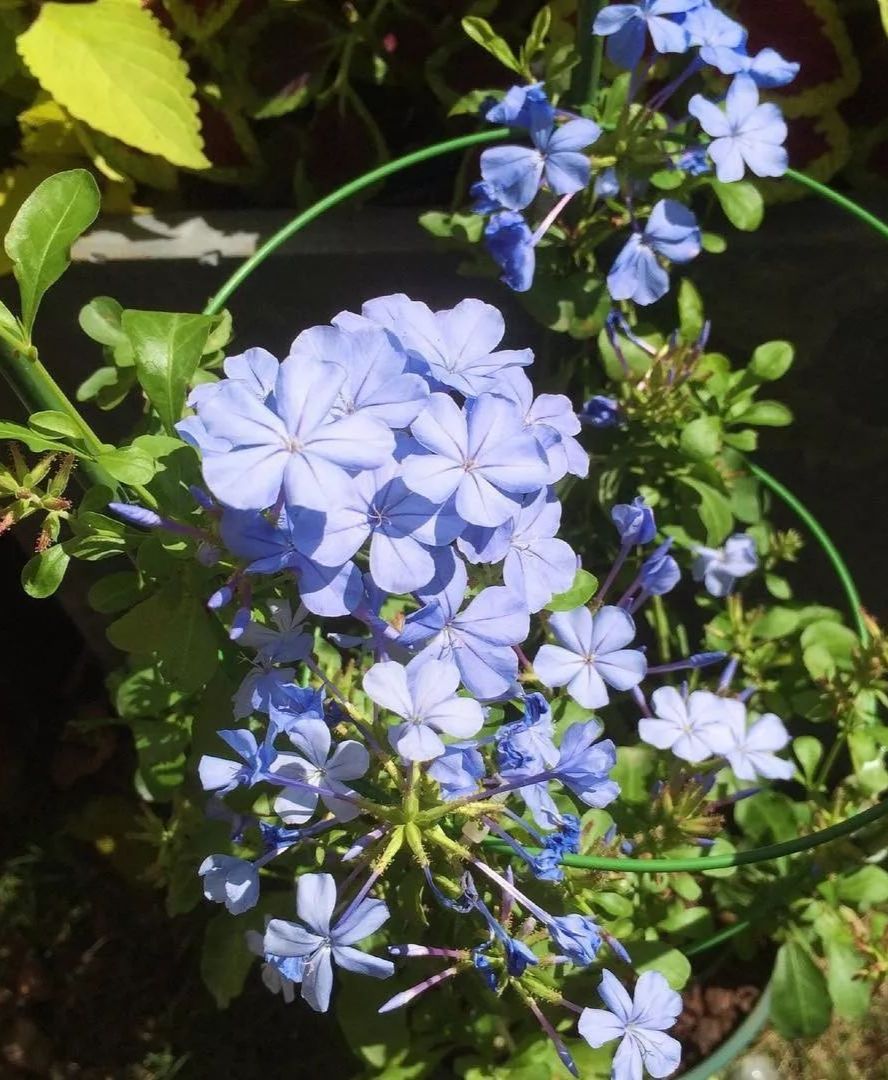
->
608 200 702 306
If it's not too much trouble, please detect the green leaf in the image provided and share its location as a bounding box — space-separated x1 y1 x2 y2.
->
525 6 551 58
824 938 872 1021
200 911 257 1009
701 231 726 254
17 0 210 169
21 543 69 598
677 278 704 341
107 592 171 654
158 595 219 693
738 400 793 427
632 943 691 990
750 340 794 381
765 572 791 599
461 16 522 73
131 714 189 801
750 605 800 641
770 941 832 1038
65 510 130 561
121 310 215 432
79 295 127 346
679 416 721 462
847 730 888 795
28 409 87 440
4 169 100 334
87 571 143 614
835 866 888 907
711 179 764 231
793 735 823 783
95 445 158 485
735 790 800 843
545 569 598 611
679 476 733 544
0 420 82 455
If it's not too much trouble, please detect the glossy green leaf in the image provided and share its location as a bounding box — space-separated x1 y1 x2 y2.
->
679 415 722 461
79 295 127 346
28 409 86 440
679 476 733 545
632 943 691 990
21 542 69 598
461 16 522 73
545 569 598 611
770 941 831 1038
96 445 158 485
711 179 764 231
836 865 888 907
793 735 823 783
750 340 794 381
0 420 82 455
825 937 872 1021
4 169 100 334
739 400 793 427
121 309 215 432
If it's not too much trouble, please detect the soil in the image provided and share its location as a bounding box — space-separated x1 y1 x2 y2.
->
674 966 769 1074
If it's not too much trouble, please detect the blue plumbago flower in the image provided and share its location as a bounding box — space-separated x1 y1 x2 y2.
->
581 395 621 428
199 728 273 794
496 694 561 826
199 854 260 914
427 742 486 799
348 295 533 398
269 717 369 824
471 180 507 214
498 369 589 483
233 663 306 719
180 351 395 512
289 324 429 429
459 489 579 614
246 928 298 1004
683 3 746 68
403 393 549 528
594 167 621 199
638 540 681 597
480 101 601 211
612 496 656 546
400 560 529 700
593 1 696 70
187 347 279 411
689 74 788 183
485 83 554 128
264 873 394 1012
548 914 602 966
721 708 794 781
534 606 647 709
362 656 484 762
236 600 312 664
484 211 536 292
639 685 741 762
608 200 702 306
692 532 758 597
551 720 620 808
578 969 682 1080
706 45 799 88
675 146 711 176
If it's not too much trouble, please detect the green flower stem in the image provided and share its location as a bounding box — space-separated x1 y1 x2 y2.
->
482 795 888 872
570 0 607 108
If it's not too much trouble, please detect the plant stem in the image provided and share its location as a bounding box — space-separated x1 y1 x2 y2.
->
570 0 606 109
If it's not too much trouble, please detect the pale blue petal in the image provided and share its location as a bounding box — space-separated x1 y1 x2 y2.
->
480 145 545 211
332 945 395 980
334 896 390 945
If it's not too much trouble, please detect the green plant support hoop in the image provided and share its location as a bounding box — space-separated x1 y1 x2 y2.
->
202 127 888 873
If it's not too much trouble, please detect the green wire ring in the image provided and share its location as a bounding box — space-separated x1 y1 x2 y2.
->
202 128 888 879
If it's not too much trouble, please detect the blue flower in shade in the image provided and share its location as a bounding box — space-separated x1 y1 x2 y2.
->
485 83 554 128
689 74 788 183
354 296 533 398
721 708 794 782
362 656 484 762
471 180 506 214
264 873 394 1013
495 693 559 773
675 146 711 176
580 395 621 428
705 46 799 88
578 970 682 1080
594 167 621 199
199 855 259 914
607 200 701 306
427 742 486 799
236 600 312 664
269 717 369 824
593 1 696 70
639 539 680 595
288 324 429 430
552 720 620 808
400 560 529 701
181 351 395 512
246 929 298 1004
198 728 272 794
612 496 656 546
534 606 647 709
549 914 602 966
639 686 740 762
692 532 758 597
484 211 536 292
480 102 601 211
403 393 549 528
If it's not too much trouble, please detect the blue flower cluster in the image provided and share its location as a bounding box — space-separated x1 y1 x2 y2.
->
471 0 798 304
109 294 800 1080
